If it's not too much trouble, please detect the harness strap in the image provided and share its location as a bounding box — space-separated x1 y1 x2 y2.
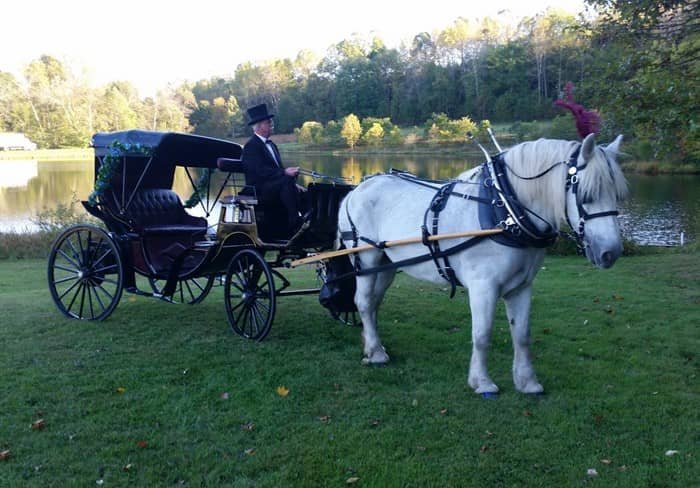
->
422 181 459 297
325 234 488 286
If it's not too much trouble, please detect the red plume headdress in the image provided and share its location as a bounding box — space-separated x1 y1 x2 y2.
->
554 82 601 138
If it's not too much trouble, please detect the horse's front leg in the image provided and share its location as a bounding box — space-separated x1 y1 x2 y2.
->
467 286 499 394
355 269 394 365
504 285 544 394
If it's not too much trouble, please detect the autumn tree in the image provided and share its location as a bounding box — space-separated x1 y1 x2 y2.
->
341 113 362 149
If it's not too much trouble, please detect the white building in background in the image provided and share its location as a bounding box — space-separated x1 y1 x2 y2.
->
0 133 37 151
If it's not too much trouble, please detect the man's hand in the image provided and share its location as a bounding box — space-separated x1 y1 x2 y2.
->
285 166 300 177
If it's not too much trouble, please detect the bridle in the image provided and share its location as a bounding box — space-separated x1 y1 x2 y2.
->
563 145 620 254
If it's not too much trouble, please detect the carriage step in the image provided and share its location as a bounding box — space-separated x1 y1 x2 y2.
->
124 286 155 297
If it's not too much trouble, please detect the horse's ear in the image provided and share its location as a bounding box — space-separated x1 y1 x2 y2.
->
581 133 596 161
606 135 623 155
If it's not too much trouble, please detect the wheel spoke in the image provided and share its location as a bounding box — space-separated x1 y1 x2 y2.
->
95 283 115 303
86 282 96 319
91 247 113 270
92 264 118 275
58 278 82 301
65 282 84 315
65 236 82 266
92 284 107 313
58 248 81 269
53 274 79 286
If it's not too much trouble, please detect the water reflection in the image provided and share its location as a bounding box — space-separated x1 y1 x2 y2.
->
0 156 697 246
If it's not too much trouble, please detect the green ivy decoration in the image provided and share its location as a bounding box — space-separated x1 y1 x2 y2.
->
184 168 212 208
87 141 153 206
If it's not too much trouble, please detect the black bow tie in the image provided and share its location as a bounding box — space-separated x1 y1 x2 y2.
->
265 139 273 145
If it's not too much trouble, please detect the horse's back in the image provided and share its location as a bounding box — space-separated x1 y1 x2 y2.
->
339 175 439 239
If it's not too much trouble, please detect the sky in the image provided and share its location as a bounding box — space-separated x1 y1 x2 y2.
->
1 0 587 97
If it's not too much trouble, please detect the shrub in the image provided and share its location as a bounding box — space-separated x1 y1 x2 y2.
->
362 122 384 146
424 113 477 142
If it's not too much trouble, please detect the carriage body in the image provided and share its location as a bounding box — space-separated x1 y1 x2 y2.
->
47 129 356 338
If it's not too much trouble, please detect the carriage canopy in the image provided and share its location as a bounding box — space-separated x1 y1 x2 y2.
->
91 130 243 190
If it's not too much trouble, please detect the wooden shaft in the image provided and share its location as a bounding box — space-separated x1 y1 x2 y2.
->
290 228 503 267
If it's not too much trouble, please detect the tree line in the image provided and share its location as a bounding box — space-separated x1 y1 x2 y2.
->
0 0 697 162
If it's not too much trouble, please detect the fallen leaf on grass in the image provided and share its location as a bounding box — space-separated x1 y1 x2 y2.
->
136 441 148 449
665 450 680 457
123 463 133 472
244 448 255 456
601 459 612 465
31 419 45 430
613 294 624 301
0 450 10 460
480 445 489 453
346 477 360 484
220 392 230 400
318 415 331 423
523 410 533 417
440 408 448 415
370 419 381 427
586 468 598 477
241 422 255 431
276 386 289 397
116 387 126 394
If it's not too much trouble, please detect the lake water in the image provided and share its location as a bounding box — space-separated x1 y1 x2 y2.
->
0 155 697 246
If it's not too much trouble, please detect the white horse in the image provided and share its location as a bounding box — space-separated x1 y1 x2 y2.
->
338 134 627 394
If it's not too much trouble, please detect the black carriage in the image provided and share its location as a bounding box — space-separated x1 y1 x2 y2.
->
47 130 356 340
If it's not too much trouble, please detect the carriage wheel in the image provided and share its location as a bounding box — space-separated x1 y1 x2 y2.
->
47 224 123 321
316 261 362 327
224 249 276 341
148 275 215 304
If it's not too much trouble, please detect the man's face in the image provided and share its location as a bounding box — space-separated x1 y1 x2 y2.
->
255 118 274 138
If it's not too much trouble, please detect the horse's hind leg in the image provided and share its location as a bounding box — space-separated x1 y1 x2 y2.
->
504 285 544 394
355 263 396 365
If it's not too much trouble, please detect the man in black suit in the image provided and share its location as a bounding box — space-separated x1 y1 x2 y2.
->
242 103 308 234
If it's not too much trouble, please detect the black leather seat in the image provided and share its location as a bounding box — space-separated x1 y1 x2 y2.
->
127 189 207 236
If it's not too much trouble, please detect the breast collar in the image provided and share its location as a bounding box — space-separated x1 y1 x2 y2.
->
481 153 560 248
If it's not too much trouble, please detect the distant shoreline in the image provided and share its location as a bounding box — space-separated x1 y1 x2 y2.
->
2 147 699 174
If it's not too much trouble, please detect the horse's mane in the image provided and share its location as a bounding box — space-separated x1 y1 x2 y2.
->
502 138 628 227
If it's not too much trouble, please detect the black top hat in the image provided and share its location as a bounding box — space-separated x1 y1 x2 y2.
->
246 103 275 126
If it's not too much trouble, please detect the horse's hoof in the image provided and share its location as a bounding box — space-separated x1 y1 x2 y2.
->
481 392 499 399
361 357 388 367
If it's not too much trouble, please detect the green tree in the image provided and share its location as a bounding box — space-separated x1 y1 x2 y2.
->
296 121 324 144
189 96 240 139
341 113 362 149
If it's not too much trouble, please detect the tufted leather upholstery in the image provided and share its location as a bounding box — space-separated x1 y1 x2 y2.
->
127 189 207 235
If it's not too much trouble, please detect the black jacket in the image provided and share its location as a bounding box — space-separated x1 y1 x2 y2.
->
242 135 288 192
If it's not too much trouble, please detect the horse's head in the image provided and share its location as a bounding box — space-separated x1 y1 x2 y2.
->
565 134 628 268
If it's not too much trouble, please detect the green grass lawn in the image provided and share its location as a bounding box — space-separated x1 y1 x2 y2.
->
0 254 698 486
